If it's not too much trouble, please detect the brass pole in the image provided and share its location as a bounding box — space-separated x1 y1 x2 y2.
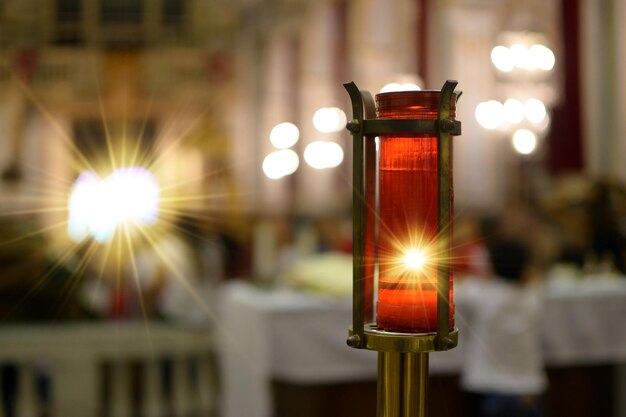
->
377 352 429 417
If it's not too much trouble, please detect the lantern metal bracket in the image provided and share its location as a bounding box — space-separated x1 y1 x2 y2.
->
344 80 461 353
349 118 462 136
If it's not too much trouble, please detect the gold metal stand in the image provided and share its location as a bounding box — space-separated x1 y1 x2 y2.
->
378 352 429 417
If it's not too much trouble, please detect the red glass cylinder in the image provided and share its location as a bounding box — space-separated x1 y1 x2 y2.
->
372 90 455 333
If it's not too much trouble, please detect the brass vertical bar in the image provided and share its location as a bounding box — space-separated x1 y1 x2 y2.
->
345 82 378 348
353 128 366 343
344 82 366 347
436 129 451 346
436 80 457 349
364 135 377 323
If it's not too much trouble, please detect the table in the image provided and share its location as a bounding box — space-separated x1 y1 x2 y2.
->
218 276 626 417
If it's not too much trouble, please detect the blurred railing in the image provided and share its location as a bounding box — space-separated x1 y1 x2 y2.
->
0 322 214 417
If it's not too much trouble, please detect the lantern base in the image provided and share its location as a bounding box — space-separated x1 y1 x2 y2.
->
348 324 458 353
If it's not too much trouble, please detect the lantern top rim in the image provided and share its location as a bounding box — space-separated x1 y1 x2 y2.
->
375 89 460 99
376 90 457 119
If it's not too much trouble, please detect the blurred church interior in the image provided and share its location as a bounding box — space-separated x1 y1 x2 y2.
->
0 0 625 416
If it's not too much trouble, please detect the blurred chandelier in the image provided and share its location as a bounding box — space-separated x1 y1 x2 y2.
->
262 107 346 180
476 30 557 155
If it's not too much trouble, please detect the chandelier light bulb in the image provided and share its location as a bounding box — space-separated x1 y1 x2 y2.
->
324 141 344 168
530 44 555 71
510 44 531 69
304 140 344 169
491 45 514 72
475 100 504 130
312 107 347 133
503 98 525 124
380 83 421 93
512 129 537 155
270 122 300 149
525 98 547 124
262 149 299 179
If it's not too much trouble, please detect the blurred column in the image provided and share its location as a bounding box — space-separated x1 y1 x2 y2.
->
259 29 300 214
348 0 419 93
33 111 73 250
15 363 36 417
297 0 336 215
110 360 132 417
171 357 191 417
428 0 506 212
227 7 266 214
617 0 626 184
582 0 626 183
2 83 27 182
141 358 164 417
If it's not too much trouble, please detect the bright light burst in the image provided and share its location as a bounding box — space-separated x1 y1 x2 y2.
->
403 248 427 271
68 167 160 243
377 225 446 285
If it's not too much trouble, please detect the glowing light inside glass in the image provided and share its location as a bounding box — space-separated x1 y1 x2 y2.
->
404 249 427 271
372 90 455 333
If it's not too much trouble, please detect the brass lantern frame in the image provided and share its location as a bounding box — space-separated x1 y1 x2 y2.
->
344 80 462 417
344 80 462 353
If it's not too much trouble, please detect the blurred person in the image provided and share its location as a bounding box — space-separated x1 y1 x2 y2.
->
0 217 85 416
587 180 626 274
132 216 216 326
456 238 546 417
0 217 83 321
454 215 492 279
314 214 352 254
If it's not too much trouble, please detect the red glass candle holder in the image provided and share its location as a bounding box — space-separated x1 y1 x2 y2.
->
372 91 456 333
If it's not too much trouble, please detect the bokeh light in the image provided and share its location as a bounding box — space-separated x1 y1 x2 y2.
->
304 141 344 169
525 98 547 124
269 122 300 149
380 83 421 93
510 44 530 69
512 129 537 155
475 100 505 130
312 107 347 133
262 149 300 179
491 45 514 72
530 44 556 71
503 98 525 124
492 43 554 73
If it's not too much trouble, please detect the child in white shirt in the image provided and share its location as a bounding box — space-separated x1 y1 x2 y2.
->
456 239 546 417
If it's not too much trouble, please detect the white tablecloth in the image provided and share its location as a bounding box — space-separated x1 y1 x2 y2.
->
541 276 626 365
218 277 626 417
